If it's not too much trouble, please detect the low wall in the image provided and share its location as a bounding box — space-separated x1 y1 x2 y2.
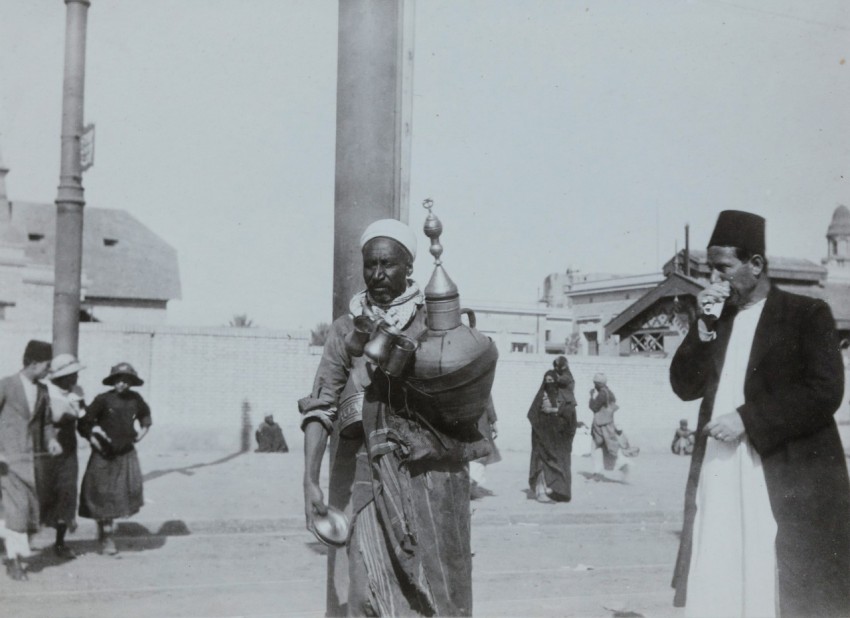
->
2 323 848 455
0 323 318 454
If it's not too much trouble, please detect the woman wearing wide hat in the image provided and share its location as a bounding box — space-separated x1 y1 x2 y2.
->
77 362 152 555
38 354 87 560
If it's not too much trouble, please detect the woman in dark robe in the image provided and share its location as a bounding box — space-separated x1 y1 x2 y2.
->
527 356 578 503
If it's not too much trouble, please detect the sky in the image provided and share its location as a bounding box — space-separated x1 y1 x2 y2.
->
1 0 848 330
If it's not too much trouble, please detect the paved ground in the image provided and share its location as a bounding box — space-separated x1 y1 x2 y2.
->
0 444 691 618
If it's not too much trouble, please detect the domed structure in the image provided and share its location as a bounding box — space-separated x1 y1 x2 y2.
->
825 205 850 282
828 205 850 238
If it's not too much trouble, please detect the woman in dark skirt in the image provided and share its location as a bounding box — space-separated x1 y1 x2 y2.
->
78 362 152 555
38 354 87 559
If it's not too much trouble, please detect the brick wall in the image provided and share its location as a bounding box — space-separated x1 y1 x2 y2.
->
2 323 847 455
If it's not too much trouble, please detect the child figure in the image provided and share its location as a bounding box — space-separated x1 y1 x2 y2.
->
671 419 695 455
77 362 152 555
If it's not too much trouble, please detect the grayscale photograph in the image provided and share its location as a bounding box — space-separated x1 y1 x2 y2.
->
0 1 848 617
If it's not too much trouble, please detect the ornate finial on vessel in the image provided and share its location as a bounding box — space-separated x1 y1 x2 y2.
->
421 199 460 329
422 198 444 266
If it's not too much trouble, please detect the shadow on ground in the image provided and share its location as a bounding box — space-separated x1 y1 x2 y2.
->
24 519 190 574
143 451 245 482
578 471 627 485
306 540 329 556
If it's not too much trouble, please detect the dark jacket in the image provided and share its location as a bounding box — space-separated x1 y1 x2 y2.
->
670 287 850 617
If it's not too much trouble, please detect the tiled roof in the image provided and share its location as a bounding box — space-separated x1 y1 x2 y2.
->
4 201 181 301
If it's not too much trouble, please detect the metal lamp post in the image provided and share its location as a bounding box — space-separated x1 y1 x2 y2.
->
53 0 91 356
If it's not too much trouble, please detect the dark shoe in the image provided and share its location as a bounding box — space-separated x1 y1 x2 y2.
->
100 536 118 555
5 558 28 581
53 543 77 560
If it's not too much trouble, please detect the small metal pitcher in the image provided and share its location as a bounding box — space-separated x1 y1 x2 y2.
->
363 322 400 367
344 315 375 357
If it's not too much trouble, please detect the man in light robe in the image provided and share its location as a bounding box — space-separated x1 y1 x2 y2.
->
670 210 850 617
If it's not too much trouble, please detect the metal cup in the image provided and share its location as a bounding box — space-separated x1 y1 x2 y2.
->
344 315 375 357
383 335 419 376
363 322 400 366
702 299 725 319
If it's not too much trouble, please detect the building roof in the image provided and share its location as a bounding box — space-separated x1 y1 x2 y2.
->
664 249 826 284
605 272 705 337
5 201 181 302
566 272 665 295
465 299 572 319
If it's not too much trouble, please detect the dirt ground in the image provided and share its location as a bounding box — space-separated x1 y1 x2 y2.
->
0 442 692 618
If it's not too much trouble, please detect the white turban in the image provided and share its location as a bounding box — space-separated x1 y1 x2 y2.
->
359 219 417 260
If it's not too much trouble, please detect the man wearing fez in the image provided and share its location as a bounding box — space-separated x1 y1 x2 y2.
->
670 210 850 617
300 219 481 616
0 340 53 580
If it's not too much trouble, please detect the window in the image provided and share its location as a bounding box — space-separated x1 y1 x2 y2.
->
545 330 551 342
103 238 118 247
28 233 44 242
630 333 664 354
511 342 529 353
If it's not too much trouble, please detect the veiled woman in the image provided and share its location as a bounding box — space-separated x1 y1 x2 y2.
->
527 356 578 503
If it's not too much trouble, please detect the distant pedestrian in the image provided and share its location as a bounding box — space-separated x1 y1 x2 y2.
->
588 373 630 480
0 339 52 581
38 354 86 560
78 362 152 555
527 356 578 503
255 415 288 453
670 419 694 456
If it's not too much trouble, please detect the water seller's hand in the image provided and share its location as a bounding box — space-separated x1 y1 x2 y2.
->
304 481 328 533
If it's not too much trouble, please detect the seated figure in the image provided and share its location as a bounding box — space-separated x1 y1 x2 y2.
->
671 419 695 455
255 415 288 453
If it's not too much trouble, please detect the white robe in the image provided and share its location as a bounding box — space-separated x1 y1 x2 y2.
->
686 299 778 618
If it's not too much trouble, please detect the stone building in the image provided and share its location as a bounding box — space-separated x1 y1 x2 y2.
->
0 151 181 324
464 300 572 355
606 206 850 356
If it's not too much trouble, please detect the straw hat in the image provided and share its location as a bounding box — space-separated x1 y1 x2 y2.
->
49 354 85 379
102 362 144 386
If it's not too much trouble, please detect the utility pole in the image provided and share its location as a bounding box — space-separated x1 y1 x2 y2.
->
332 0 416 320
53 0 91 356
